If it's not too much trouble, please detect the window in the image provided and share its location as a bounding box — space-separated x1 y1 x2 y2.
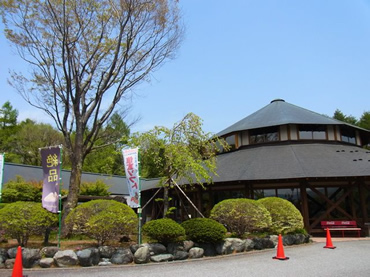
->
298 125 326 140
249 127 279 144
341 127 356 144
225 134 236 150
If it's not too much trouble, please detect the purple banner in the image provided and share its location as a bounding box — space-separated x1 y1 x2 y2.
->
41 147 61 213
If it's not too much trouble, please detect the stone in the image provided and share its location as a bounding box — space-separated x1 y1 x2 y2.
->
39 258 54 268
134 246 150 264
225 238 246 253
130 244 140 254
22 248 41 268
98 258 112 266
216 240 233 255
188 247 204 259
54 250 78 267
197 243 217 257
183 240 195 252
252 238 264 250
77 248 100 267
143 243 167 256
244 239 255 251
111 248 133 264
5 258 15 269
7 248 18 259
283 235 295 246
150 254 174 262
260 238 275 249
40 246 59 258
0 248 8 262
167 242 185 254
173 250 189 260
268 235 278 247
98 246 116 258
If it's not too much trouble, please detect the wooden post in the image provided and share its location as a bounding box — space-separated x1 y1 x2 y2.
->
300 182 310 233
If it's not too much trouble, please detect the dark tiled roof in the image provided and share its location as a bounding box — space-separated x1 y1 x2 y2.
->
211 143 370 182
217 99 360 137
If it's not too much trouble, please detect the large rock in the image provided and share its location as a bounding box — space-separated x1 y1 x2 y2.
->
22 248 41 268
167 242 185 254
197 243 217 257
77 248 100 267
188 247 204 259
111 248 133 264
216 240 233 255
143 243 167 256
130 244 140 254
98 258 112 266
173 250 189 260
150 254 174 262
0 248 8 265
4 258 15 269
40 247 59 258
244 239 255 251
98 246 116 258
183 240 195 252
39 258 54 268
133 246 150 264
7 248 18 259
226 238 246 253
54 250 78 267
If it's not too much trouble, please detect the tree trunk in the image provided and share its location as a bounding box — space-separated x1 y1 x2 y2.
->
61 131 84 236
163 185 169 218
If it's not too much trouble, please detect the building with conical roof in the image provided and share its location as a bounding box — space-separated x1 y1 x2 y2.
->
146 99 370 235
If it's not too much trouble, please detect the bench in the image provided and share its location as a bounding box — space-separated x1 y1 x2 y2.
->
321 221 361 237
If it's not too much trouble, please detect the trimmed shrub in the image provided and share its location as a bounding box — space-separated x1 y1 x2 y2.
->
1 176 42 202
181 218 226 243
210 198 272 237
257 197 304 234
0 201 58 246
79 179 110 196
142 218 185 245
65 200 137 245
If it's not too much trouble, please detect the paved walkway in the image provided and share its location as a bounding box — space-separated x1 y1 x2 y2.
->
311 236 370 243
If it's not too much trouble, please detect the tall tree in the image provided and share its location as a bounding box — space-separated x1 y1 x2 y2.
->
0 101 19 159
1 0 183 234
129 113 229 217
0 101 18 128
333 109 357 125
358 111 370 131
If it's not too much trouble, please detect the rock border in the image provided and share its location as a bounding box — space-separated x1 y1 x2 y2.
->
0 234 311 269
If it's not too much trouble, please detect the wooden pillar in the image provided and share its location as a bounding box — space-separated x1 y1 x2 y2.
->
358 181 369 225
300 182 310 232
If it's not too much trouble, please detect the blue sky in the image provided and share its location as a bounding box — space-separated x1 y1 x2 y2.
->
1 0 370 134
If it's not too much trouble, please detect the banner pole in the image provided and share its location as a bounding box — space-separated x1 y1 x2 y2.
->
58 145 63 248
138 148 142 245
0 153 4 204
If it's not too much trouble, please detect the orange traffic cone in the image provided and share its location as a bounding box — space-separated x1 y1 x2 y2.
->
324 228 336 249
12 246 24 277
273 234 289 260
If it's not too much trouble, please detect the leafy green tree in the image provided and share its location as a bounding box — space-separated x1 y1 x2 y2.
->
0 201 58 246
0 0 183 235
65 200 137 245
0 101 19 160
129 113 229 217
10 120 64 166
358 111 370 130
333 109 357 125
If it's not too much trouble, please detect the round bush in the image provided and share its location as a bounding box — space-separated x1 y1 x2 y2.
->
181 218 226 243
142 218 185 245
0 201 58 246
210 198 272 237
257 197 304 234
65 200 137 245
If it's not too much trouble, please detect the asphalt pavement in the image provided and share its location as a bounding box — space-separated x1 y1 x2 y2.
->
1 238 370 277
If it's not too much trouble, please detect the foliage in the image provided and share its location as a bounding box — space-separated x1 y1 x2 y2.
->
0 101 18 128
142 218 185 245
1 176 42 203
359 111 370 130
333 109 357 125
257 197 304 235
181 218 226 243
79 180 111 196
0 0 183 234
0 201 58 246
210 198 272 237
129 113 229 216
65 200 137 246
0 101 19 161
